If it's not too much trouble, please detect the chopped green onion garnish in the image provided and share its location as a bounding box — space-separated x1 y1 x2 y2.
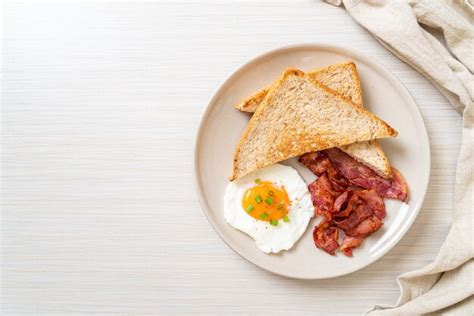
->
270 219 278 226
260 212 269 219
255 178 262 184
246 204 254 212
265 197 274 205
283 215 290 222
255 195 262 204
268 190 275 197
277 203 284 210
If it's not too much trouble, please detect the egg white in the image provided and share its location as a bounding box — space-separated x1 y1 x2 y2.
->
224 163 314 253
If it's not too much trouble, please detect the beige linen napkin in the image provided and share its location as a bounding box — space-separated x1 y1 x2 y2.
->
325 0 474 314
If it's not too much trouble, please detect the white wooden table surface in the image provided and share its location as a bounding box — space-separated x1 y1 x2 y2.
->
2 1 462 315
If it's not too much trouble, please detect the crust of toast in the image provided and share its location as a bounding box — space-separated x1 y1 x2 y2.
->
231 68 397 180
235 87 270 112
349 62 363 105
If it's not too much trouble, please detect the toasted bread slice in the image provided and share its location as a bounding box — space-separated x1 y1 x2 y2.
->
236 88 269 113
235 62 392 178
235 62 362 113
231 69 397 180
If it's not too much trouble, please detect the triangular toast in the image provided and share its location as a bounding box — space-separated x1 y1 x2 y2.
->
235 62 392 178
231 68 397 180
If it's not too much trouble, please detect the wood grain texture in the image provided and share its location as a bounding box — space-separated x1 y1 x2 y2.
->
1 1 462 315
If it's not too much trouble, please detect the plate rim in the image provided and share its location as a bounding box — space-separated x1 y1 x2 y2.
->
193 43 431 279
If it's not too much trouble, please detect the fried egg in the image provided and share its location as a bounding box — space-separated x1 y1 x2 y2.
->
224 163 314 253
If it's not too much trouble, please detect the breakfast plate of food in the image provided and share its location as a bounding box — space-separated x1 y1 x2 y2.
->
194 44 430 279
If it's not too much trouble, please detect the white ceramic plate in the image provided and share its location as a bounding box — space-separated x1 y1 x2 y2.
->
194 44 430 279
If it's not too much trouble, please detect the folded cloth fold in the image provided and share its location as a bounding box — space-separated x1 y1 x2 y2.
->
325 0 474 314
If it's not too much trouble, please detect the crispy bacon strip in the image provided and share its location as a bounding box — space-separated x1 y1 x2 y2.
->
308 174 346 217
322 148 408 201
299 152 349 191
344 216 383 238
334 191 352 213
300 148 406 257
340 237 363 257
313 220 340 256
299 152 328 176
335 192 360 218
355 189 386 220
386 168 408 201
334 204 373 232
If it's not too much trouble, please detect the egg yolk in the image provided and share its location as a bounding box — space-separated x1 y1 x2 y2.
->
242 180 290 222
